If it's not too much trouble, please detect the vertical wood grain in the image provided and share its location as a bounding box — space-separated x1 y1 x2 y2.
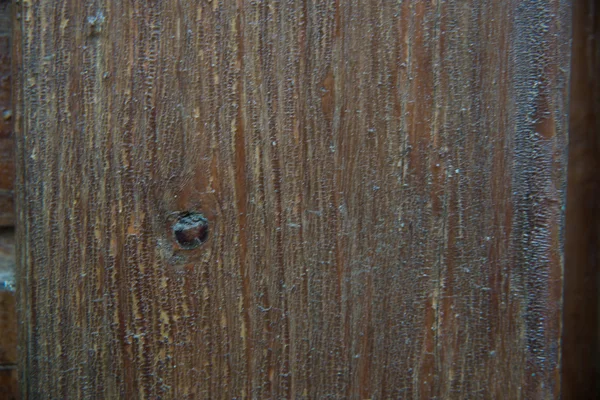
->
14 0 570 398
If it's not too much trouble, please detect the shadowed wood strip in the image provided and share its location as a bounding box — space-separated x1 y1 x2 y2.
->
563 0 600 398
0 1 13 227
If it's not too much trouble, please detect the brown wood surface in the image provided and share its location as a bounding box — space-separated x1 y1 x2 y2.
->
14 1 570 398
563 0 600 398
0 368 18 400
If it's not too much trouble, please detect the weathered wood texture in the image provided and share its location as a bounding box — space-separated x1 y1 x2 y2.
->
14 1 570 398
563 0 600 398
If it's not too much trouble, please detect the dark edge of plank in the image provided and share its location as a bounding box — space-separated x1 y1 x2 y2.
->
0 0 14 227
0 0 17 399
563 0 600 398
12 0 25 398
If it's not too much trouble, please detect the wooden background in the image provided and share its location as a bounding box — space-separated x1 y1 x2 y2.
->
13 0 572 399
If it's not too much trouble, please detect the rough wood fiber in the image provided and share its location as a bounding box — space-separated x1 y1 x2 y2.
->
14 1 570 398
563 0 600 398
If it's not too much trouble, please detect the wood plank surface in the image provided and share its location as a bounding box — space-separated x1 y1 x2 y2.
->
563 0 600 398
14 1 571 398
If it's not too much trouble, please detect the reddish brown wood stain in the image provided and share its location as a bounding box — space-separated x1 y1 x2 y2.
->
14 1 570 398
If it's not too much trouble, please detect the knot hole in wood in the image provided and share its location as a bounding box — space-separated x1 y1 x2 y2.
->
172 211 209 249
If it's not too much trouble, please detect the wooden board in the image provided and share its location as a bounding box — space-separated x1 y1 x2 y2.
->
563 0 600 398
14 1 571 398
